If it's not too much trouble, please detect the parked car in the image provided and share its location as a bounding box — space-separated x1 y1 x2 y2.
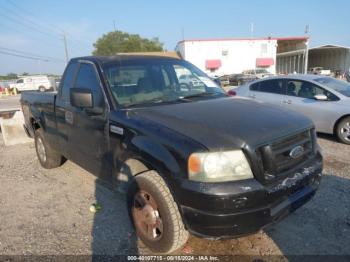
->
309 67 331 76
10 75 56 92
229 73 258 86
234 75 350 144
21 56 323 254
243 69 274 79
178 74 203 90
217 75 230 86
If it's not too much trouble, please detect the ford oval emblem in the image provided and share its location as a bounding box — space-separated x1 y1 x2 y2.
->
289 145 304 159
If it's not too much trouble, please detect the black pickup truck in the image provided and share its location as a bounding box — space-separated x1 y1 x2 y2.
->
21 55 323 254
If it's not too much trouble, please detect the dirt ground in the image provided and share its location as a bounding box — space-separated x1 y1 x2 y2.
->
0 133 349 258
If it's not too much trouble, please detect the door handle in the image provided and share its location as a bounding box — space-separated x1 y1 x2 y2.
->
249 94 256 99
283 99 292 104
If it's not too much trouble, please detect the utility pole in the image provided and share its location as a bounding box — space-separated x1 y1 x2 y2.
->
63 32 69 64
250 22 256 74
37 59 41 74
250 22 254 39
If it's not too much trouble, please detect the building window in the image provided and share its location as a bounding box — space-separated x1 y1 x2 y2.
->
222 50 228 56
261 43 268 56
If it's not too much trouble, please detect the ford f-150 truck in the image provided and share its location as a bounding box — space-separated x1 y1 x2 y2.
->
21 55 323 254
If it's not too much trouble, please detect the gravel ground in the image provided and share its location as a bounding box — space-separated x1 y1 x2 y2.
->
0 133 349 258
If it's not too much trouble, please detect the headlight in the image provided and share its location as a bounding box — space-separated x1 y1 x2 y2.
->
188 150 253 182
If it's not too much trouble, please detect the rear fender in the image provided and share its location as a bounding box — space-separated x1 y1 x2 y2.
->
29 105 46 132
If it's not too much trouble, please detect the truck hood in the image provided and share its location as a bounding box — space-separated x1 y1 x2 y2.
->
131 97 313 150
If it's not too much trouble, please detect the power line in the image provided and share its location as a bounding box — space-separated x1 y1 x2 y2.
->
0 46 65 62
0 22 65 50
0 9 60 39
1 0 92 61
6 0 64 35
0 50 64 63
5 0 92 49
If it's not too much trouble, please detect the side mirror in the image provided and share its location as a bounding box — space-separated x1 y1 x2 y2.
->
314 94 328 101
70 88 93 108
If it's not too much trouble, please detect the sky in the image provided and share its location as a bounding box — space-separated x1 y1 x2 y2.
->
0 0 349 75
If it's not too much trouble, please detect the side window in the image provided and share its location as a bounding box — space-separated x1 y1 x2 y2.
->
74 63 104 107
60 62 78 102
289 80 336 100
286 80 300 96
16 79 24 84
259 79 284 94
75 63 100 91
250 82 259 91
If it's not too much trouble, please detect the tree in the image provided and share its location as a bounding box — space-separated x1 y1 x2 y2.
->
7 73 17 79
92 30 163 55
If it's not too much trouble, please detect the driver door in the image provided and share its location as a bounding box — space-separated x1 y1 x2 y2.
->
68 61 110 178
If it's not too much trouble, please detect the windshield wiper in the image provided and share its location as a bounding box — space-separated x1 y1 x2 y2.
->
124 93 221 108
124 98 165 108
180 92 220 100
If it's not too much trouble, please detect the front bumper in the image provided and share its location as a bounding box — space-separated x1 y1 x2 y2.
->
175 154 322 239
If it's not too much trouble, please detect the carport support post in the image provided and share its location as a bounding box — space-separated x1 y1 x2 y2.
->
304 40 309 74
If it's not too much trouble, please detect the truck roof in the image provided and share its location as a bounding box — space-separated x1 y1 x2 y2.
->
70 54 181 65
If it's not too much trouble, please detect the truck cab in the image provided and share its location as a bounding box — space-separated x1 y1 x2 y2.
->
21 55 323 254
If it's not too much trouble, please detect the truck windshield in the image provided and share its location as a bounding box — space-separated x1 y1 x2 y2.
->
314 77 350 97
103 59 226 107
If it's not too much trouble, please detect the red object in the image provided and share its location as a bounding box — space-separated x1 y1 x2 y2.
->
205 59 222 69
182 245 193 254
227 90 236 96
256 58 274 67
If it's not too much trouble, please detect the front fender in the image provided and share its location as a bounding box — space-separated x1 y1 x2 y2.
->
130 135 181 178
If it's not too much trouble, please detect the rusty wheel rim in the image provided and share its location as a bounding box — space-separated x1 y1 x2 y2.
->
132 190 163 241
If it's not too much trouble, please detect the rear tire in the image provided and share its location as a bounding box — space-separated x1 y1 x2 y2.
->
34 128 64 168
127 171 189 254
336 117 350 144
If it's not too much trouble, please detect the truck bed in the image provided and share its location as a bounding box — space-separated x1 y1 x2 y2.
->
20 91 57 137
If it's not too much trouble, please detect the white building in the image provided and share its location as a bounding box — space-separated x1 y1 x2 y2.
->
175 37 309 76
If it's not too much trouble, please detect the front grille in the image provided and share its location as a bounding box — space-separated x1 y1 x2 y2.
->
258 129 315 180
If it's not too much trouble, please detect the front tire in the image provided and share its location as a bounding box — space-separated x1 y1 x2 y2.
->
127 171 189 254
336 117 350 144
34 128 64 168
39 86 46 92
